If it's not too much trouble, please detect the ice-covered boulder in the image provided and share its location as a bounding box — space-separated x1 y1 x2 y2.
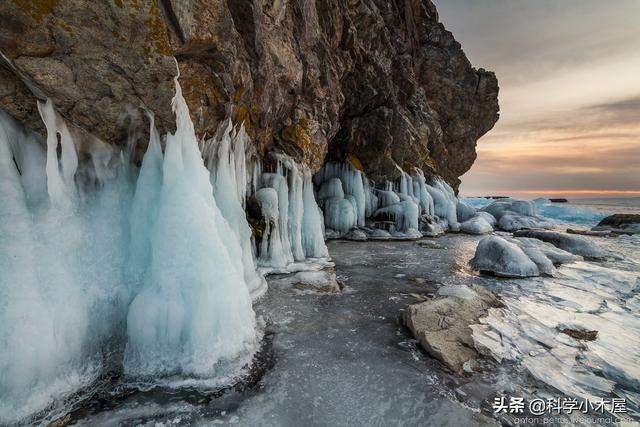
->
513 230 608 260
456 201 477 222
403 285 501 372
503 237 555 275
475 211 497 227
498 213 554 232
460 215 493 235
470 236 540 278
511 237 580 265
481 199 537 220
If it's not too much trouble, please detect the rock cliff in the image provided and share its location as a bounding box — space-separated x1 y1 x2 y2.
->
0 0 498 189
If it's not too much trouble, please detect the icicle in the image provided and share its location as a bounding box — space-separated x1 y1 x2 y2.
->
202 119 267 298
261 172 295 265
127 111 163 296
255 187 289 268
301 169 329 257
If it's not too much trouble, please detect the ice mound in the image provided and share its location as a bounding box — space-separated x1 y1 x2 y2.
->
460 215 494 235
482 199 537 220
470 236 540 278
514 230 608 260
472 261 640 403
475 211 497 227
456 201 477 222
498 212 554 231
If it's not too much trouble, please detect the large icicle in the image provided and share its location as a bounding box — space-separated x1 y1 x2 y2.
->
0 106 131 424
124 79 258 379
261 172 295 265
203 119 267 299
301 170 329 258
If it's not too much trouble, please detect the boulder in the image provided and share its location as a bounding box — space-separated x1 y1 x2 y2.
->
470 236 540 278
593 214 640 234
403 285 501 373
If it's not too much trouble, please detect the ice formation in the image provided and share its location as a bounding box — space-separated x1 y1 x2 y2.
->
0 80 263 423
456 200 477 222
460 215 494 235
252 152 329 270
498 212 554 231
424 176 459 231
202 119 267 298
481 199 537 219
513 230 608 260
300 171 329 258
0 105 133 424
310 161 466 239
536 199 605 226
124 80 258 378
470 236 540 278
314 162 366 226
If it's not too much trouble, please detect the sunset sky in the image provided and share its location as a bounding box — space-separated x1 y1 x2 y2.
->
434 0 640 198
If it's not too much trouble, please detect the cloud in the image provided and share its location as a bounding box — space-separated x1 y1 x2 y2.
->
434 0 640 197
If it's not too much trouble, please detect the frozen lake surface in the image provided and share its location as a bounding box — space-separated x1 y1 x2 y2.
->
69 230 640 426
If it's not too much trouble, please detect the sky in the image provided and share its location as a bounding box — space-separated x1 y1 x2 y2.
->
433 0 640 198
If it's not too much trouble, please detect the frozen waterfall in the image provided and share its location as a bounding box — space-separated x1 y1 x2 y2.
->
124 80 259 379
0 80 261 423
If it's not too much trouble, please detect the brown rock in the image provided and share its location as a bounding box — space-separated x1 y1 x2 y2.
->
560 328 598 341
0 0 499 186
403 285 500 373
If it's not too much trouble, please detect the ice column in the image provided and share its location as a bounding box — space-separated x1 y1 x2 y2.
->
301 170 329 257
124 79 258 378
203 119 267 298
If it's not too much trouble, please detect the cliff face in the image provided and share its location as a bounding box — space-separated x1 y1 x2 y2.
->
0 0 498 189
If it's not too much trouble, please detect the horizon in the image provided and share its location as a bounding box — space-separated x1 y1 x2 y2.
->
434 0 640 199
